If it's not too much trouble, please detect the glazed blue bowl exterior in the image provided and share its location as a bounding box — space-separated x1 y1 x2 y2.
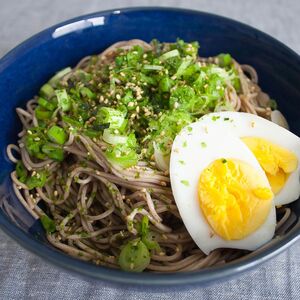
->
0 7 300 288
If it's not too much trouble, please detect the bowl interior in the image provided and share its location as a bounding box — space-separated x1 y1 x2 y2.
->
0 8 300 287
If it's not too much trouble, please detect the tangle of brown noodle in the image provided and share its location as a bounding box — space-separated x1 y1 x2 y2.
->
6 40 297 272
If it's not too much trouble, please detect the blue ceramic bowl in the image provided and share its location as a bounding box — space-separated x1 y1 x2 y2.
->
0 7 300 288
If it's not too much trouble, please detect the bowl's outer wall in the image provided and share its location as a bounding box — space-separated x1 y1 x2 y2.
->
0 8 300 287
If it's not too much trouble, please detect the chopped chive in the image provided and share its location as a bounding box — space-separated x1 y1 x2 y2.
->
201 142 207 148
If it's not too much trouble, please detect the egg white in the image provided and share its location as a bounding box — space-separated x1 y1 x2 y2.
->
196 111 300 206
170 124 276 255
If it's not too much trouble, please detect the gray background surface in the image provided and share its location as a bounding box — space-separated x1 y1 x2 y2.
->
0 0 300 299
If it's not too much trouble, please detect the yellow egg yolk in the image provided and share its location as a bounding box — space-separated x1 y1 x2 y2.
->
241 137 298 195
198 159 273 240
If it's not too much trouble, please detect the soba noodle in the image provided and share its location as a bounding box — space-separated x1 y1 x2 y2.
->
6 39 297 272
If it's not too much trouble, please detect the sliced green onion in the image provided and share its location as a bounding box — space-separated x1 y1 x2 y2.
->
16 161 27 183
270 99 277 110
56 89 71 112
126 133 137 148
80 87 96 99
105 145 138 168
218 53 232 67
97 107 125 129
143 65 163 71
159 77 173 92
40 83 55 99
25 132 47 160
62 115 83 128
35 106 53 120
118 238 150 272
26 171 48 190
176 57 192 77
38 97 57 111
42 143 64 161
169 86 195 112
159 49 180 61
40 215 56 233
103 129 128 145
153 142 170 172
47 125 68 145
49 67 72 85
83 129 102 138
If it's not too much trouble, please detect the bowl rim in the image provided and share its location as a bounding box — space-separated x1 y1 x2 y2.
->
0 6 300 287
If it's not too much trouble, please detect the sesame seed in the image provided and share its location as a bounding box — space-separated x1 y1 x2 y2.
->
136 106 140 113
116 94 121 100
128 102 134 107
54 190 58 197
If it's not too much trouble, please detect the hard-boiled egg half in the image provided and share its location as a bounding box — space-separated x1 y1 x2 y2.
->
170 111 300 254
170 125 276 254
197 111 300 206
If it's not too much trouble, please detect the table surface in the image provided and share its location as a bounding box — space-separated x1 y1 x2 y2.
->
1 0 300 299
